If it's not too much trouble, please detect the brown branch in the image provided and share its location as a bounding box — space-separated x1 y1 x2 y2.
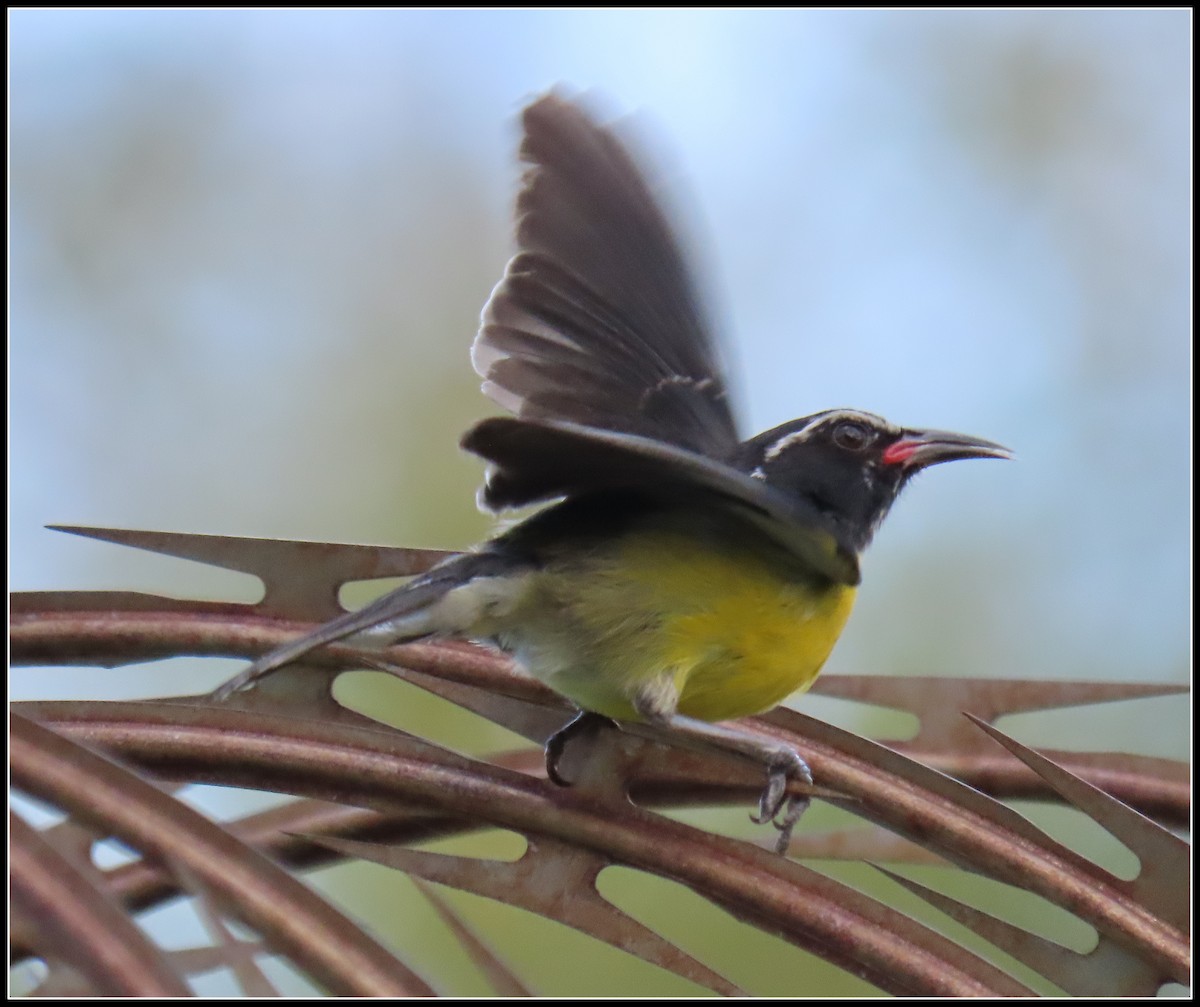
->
10 713 434 997
11 597 1189 825
15 700 1034 996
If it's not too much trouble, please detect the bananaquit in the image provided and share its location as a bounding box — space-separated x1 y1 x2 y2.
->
213 93 1010 852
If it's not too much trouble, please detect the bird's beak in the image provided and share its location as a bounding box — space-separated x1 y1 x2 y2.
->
882 429 1013 469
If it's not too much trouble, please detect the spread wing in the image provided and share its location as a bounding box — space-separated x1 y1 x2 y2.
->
471 92 740 459
464 95 859 585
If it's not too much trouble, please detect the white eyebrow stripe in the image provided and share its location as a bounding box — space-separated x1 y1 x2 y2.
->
762 427 814 463
761 409 897 464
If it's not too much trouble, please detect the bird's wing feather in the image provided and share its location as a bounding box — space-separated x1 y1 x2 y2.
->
473 92 739 459
463 416 861 586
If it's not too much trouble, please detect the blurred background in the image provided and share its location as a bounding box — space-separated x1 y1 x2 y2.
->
10 9 1190 997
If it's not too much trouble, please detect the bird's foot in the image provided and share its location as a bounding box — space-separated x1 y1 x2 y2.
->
544 711 618 786
749 748 813 854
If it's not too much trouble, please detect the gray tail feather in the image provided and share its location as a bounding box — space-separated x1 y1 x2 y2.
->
208 548 524 701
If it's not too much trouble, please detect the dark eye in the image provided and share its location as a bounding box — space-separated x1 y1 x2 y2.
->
832 421 873 451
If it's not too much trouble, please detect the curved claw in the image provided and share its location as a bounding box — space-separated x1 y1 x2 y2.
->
543 711 616 787
748 748 813 854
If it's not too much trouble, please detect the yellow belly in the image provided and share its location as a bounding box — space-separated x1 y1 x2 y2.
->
500 525 857 723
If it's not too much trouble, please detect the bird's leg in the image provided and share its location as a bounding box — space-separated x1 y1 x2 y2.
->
632 682 812 854
543 710 618 786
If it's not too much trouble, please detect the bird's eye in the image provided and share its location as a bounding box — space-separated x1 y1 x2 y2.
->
832 421 873 451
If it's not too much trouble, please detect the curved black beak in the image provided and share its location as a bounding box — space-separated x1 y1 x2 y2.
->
883 429 1013 470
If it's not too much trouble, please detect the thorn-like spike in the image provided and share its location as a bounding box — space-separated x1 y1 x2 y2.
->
965 714 1190 932
810 676 1189 752
813 674 1188 715
306 834 744 995
411 879 532 997
874 865 1162 997
46 525 453 620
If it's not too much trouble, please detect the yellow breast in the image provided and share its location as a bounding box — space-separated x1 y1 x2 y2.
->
503 524 857 724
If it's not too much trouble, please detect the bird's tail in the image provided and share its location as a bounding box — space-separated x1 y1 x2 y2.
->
209 548 526 701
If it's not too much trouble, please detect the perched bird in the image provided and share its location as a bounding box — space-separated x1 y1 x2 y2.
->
212 92 1009 852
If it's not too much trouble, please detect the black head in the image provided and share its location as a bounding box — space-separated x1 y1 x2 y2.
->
734 409 1011 553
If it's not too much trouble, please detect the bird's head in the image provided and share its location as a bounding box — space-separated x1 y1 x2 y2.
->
735 409 1011 553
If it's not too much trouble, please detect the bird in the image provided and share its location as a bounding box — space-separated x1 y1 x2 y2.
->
211 91 1010 852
